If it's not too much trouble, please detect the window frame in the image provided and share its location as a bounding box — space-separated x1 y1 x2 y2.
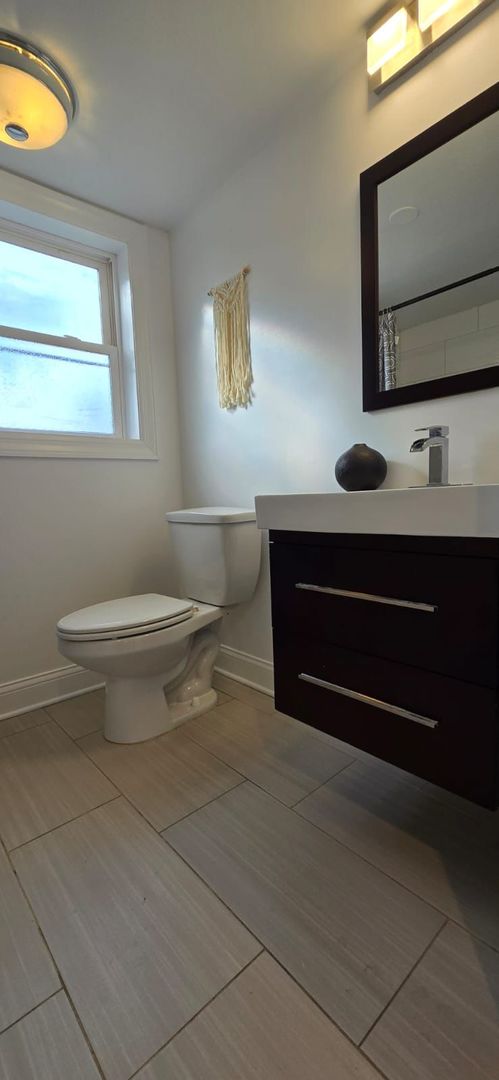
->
0 222 126 441
0 179 158 460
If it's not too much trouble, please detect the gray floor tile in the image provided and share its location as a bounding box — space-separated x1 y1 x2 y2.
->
166 782 444 1043
0 722 118 849
364 922 499 1080
78 727 242 830
297 757 499 949
0 710 49 740
137 952 384 1080
212 674 275 714
46 690 105 739
213 690 232 707
0 843 59 1034
183 698 353 805
0 993 100 1079
13 798 259 1080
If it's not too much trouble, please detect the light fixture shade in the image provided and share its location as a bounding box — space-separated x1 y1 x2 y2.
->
368 0 494 92
418 0 459 28
0 32 75 150
367 8 408 75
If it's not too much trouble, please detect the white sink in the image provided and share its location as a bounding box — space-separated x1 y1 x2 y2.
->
255 485 499 538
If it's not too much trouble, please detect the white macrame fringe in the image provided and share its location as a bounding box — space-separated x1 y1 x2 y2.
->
208 266 253 409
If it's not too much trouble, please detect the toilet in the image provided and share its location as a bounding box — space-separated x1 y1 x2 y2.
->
56 507 261 743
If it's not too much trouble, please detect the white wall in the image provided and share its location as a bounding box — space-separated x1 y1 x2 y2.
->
0 193 183 690
171 6 499 671
398 299 499 386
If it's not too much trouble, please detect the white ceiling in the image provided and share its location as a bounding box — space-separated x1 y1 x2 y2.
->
0 0 379 228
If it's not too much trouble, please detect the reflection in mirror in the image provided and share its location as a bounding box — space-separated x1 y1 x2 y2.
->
377 110 499 392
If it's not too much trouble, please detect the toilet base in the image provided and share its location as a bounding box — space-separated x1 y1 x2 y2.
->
104 675 172 743
103 625 220 743
167 688 218 727
104 680 218 743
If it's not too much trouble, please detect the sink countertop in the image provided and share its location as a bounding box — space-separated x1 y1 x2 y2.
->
255 485 499 538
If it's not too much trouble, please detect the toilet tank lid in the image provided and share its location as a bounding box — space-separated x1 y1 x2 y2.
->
166 506 256 524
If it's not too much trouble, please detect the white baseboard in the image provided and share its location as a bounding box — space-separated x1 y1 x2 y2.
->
0 664 104 721
215 644 274 697
0 647 272 722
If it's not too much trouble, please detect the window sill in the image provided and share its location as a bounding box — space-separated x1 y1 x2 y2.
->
0 432 158 460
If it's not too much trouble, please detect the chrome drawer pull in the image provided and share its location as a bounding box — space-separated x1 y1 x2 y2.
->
295 582 436 614
298 673 439 729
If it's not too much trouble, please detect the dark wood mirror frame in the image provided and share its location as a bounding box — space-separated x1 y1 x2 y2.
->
360 81 499 412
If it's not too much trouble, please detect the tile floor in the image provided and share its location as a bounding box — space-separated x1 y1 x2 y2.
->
0 677 498 1078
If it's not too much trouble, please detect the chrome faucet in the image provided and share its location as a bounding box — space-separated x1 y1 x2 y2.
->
409 425 449 486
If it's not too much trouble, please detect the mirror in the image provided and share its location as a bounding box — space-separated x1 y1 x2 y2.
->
360 82 499 411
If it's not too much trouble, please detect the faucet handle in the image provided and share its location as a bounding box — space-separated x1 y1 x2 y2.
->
415 425 449 437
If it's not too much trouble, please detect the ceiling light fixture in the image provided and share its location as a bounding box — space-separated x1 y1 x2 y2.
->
389 206 420 224
0 31 76 150
367 0 494 92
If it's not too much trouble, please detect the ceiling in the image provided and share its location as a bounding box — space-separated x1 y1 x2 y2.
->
0 0 379 228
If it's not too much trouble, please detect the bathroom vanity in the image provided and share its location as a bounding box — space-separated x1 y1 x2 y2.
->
256 489 499 808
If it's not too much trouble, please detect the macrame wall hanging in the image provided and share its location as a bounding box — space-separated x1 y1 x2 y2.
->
208 265 253 409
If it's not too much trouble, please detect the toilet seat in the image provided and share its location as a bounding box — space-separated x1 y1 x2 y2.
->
57 593 195 642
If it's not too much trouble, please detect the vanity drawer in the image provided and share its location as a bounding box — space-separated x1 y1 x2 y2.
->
270 541 499 687
273 634 499 807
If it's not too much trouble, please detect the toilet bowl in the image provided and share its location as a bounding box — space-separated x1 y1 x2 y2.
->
56 507 261 743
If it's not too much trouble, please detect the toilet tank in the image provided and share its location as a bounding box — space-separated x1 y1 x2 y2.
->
166 507 261 606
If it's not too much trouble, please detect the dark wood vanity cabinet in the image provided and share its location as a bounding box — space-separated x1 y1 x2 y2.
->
270 531 499 808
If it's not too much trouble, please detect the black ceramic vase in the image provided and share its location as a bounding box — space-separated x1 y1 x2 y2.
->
335 443 387 491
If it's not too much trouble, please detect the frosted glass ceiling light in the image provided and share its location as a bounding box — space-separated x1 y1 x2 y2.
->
0 32 75 150
367 8 408 74
418 0 458 28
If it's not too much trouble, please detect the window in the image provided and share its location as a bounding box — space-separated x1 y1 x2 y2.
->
0 229 125 439
0 194 156 459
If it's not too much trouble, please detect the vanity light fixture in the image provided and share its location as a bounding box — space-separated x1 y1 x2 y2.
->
367 0 494 92
0 31 76 149
418 0 458 29
367 8 408 75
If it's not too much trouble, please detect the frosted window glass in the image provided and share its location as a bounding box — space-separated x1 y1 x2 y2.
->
0 337 113 434
0 240 103 342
